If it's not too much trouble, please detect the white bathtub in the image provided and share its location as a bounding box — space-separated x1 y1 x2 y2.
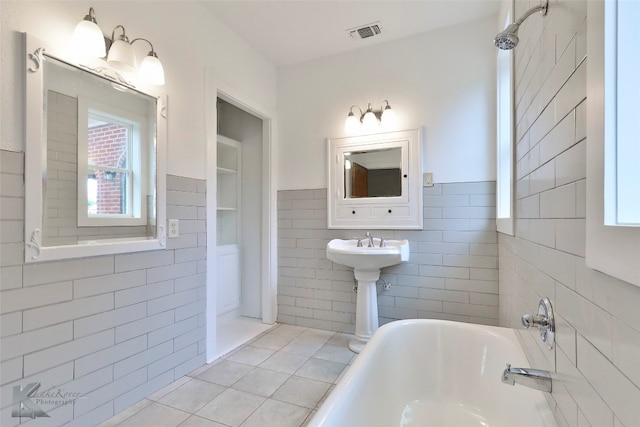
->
310 319 557 427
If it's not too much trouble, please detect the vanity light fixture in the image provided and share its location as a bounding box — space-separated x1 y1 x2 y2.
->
72 7 106 57
107 25 136 72
344 100 396 133
362 103 378 129
381 100 396 126
131 38 165 85
72 7 165 85
345 105 363 133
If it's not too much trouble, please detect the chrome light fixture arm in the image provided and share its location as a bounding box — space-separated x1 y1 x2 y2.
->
111 25 129 44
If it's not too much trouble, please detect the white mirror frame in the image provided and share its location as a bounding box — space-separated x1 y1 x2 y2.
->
327 129 423 230
24 33 167 263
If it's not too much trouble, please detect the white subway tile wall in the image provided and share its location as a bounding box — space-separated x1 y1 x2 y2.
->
277 182 499 333
500 1 640 426
0 148 207 426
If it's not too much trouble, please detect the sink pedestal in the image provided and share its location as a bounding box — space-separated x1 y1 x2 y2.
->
326 237 409 354
349 270 381 354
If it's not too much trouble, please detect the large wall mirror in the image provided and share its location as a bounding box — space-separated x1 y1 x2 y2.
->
327 129 422 229
24 33 167 262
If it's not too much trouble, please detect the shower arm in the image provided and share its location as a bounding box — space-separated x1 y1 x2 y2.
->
514 1 548 26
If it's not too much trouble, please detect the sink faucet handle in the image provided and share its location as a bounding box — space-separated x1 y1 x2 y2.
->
379 237 387 247
351 237 363 247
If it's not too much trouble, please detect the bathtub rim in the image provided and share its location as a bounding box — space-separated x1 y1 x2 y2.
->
309 318 556 427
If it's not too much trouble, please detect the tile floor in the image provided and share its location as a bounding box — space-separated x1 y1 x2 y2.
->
100 324 356 427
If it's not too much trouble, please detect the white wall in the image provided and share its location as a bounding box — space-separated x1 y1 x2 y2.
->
0 0 277 180
277 15 498 191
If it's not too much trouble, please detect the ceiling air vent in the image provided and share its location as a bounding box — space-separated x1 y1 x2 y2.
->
347 22 383 40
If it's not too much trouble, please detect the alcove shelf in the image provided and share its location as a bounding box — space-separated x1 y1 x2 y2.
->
216 135 241 246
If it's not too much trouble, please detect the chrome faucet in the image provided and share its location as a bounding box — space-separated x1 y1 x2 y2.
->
501 363 552 392
365 231 374 247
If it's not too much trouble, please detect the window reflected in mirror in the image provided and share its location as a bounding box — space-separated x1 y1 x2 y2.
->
42 55 157 247
343 147 402 198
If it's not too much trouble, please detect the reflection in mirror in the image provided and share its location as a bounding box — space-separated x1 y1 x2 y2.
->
344 147 402 198
42 55 157 247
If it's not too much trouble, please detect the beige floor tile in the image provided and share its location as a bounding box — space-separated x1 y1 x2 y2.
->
281 337 326 357
272 375 330 409
118 401 190 427
295 358 346 383
148 376 192 401
312 343 355 364
98 399 152 426
269 324 308 339
251 333 292 351
239 399 310 427
179 415 228 427
187 359 223 378
197 360 254 386
316 385 334 409
232 367 290 397
326 333 354 347
302 410 318 427
159 378 226 413
259 351 309 375
196 388 265 427
299 329 334 342
226 345 275 366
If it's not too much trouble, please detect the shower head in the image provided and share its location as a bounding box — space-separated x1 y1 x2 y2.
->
494 23 521 50
494 0 549 50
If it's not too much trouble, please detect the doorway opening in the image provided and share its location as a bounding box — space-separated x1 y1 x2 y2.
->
214 98 271 356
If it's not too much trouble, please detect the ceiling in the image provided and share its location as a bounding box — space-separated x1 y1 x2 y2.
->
202 1 502 67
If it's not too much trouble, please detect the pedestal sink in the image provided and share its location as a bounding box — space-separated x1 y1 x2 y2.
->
327 237 409 353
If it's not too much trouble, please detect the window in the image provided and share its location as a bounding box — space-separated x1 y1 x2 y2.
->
604 0 640 226
586 0 640 287
496 12 514 235
77 97 149 226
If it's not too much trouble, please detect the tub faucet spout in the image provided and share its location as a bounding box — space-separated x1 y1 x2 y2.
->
501 363 552 392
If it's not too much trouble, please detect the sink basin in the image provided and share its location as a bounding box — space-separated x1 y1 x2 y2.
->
326 237 410 353
326 238 409 270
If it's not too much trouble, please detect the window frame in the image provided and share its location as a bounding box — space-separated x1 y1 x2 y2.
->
496 10 515 236
77 98 148 227
603 0 640 226
586 0 640 287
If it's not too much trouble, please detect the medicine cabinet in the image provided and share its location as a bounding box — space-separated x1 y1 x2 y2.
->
327 129 423 229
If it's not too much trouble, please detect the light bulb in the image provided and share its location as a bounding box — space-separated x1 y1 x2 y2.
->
72 8 106 58
139 53 165 85
362 109 378 129
381 106 396 127
345 112 361 133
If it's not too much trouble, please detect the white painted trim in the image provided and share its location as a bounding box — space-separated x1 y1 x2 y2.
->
585 1 640 287
204 70 278 363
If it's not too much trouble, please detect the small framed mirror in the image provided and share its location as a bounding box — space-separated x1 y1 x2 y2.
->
24 33 167 262
327 129 422 229
344 147 402 198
